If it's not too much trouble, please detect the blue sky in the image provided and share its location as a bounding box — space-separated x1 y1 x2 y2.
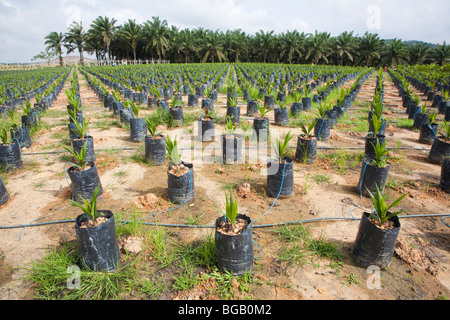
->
1 0 449 63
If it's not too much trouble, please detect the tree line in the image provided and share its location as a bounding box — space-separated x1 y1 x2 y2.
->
42 15 450 67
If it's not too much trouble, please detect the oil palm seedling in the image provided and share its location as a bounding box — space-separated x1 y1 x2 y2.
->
274 98 289 126
358 139 391 198
8 109 32 149
267 131 295 198
419 110 438 144
365 114 386 161
428 120 450 164
226 94 240 125
290 90 303 116
21 99 38 129
353 184 407 269
68 116 96 166
222 118 243 164
128 99 147 142
169 95 184 125
253 103 270 141
314 103 331 142
295 115 318 164
198 106 215 142
164 135 195 204
0 130 24 173
215 189 253 275
65 140 103 204
73 184 120 272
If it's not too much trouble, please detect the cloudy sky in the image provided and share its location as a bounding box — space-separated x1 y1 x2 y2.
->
1 0 449 63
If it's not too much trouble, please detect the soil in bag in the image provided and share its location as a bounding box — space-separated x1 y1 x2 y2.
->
274 108 289 126
75 210 120 272
0 177 9 206
215 214 253 276
221 134 243 164
10 127 32 149
72 136 96 166
428 138 450 164
145 135 166 165
353 212 401 269
314 118 331 142
441 157 450 193
226 106 241 125
0 141 23 171
266 157 294 198
130 118 147 142
198 117 215 142
68 164 103 203
167 162 195 204
357 160 390 197
295 135 317 164
253 117 270 142
419 122 438 145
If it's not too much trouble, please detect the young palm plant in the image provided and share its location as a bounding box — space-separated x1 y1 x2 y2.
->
143 116 162 137
0 128 9 145
272 131 294 163
441 120 450 141
71 184 102 224
366 184 407 226
371 114 384 137
299 115 318 138
224 118 237 136
370 139 390 168
22 99 32 116
128 99 141 118
69 116 90 139
257 103 270 118
224 189 239 227
164 135 181 171
64 141 88 171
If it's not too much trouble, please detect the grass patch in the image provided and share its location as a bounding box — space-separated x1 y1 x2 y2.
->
318 150 364 174
275 224 344 269
396 118 414 129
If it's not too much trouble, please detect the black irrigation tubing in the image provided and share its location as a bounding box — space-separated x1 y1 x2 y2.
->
1 213 449 230
20 145 431 157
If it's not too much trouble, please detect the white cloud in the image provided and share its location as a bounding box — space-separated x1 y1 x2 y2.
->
0 0 449 63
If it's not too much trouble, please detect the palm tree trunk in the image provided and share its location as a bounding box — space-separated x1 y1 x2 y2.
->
79 45 84 65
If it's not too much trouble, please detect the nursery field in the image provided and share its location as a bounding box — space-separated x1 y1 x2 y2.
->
0 63 449 301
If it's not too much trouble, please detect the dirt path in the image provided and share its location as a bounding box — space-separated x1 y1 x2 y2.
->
0 69 448 300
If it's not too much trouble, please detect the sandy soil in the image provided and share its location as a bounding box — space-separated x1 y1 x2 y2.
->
0 69 448 300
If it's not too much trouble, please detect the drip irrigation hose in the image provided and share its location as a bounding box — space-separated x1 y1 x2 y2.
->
348 161 369 225
251 161 287 261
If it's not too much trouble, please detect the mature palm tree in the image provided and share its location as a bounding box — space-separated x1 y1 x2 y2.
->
279 30 306 64
44 31 67 66
305 31 332 65
334 31 357 66
359 32 384 67
202 30 227 63
433 41 450 66
382 39 409 66
65 21 87 65
143 16 170 61
89 16 117 63
408 43 432 65
120 19 142 61
177 29 196 63
224 29 248 62
255 30 275 63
